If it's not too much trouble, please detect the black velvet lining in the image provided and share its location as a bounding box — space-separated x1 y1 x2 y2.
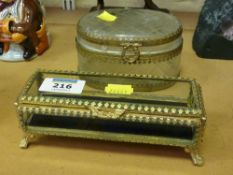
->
29 114 194 140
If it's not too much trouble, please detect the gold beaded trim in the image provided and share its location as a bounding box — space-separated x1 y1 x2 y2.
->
77 26 183 47
77 44 182 64
15 70 205 126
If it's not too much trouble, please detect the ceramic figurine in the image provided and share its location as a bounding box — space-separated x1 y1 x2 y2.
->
0 0 49 61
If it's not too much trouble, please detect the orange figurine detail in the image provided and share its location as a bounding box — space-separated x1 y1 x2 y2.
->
0 0 49 61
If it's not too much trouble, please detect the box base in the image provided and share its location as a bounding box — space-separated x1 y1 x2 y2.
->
19 114 204 166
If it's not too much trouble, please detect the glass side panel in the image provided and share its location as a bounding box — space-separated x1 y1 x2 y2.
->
29 114 194 140
25 72 193 107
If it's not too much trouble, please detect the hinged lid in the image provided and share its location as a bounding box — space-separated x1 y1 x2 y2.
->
77 9 182 46
16 70 205 123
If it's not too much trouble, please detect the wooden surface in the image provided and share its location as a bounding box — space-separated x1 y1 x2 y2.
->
0 8 233 175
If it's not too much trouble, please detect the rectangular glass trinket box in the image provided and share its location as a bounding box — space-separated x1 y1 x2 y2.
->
15 70 206 166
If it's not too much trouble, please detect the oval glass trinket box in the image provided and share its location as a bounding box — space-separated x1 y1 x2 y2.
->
76 9 183 90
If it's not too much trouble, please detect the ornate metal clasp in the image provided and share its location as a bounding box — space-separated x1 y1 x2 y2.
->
89 106 125 119
121 43 142 63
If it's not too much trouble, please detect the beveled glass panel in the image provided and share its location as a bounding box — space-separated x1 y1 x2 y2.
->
24 71 194 108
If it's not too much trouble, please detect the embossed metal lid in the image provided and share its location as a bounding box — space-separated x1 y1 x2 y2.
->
77 9 182 46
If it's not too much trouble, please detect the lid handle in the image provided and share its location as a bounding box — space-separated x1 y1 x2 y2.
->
121 43 142 63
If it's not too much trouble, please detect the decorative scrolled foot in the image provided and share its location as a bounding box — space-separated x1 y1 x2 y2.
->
19 137 29 149
191 151 204 166
185 147 204 166
90 0 104 11
144 0 170 13
19 134 35 149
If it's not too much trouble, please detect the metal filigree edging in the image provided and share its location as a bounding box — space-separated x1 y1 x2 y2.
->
77 43 182 64
77 24 183 47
